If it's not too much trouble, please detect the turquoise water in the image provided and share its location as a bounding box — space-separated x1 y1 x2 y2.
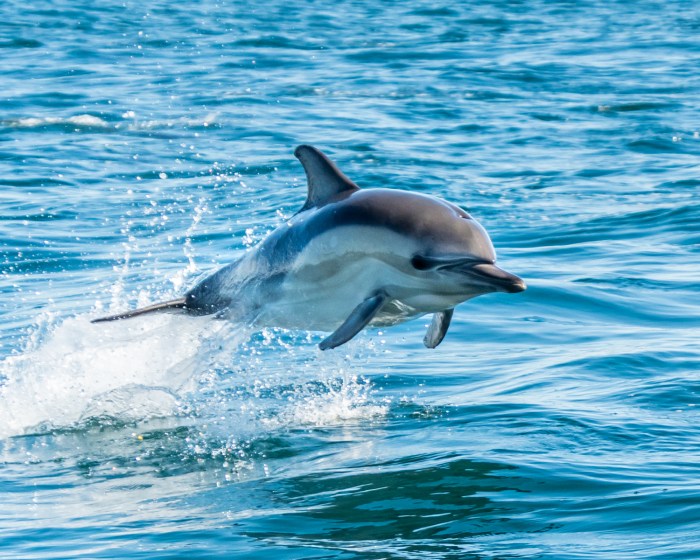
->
1 0 700 557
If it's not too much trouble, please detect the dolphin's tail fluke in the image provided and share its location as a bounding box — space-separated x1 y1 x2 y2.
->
91 298 187 323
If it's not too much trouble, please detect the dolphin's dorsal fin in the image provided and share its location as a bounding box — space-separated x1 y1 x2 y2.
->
294 145 359 211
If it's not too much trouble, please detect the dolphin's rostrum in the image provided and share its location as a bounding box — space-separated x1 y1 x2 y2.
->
93 145 526 349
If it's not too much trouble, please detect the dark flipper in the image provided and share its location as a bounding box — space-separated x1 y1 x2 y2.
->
91 298 187 323
319 292 387 351
423 308 454 349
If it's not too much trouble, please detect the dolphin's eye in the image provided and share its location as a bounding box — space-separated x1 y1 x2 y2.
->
411 255 434 271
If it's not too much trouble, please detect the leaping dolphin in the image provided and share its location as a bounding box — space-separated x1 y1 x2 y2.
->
93 145 526 350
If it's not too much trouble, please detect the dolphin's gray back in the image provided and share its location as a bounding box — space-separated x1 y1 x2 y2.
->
287 188 494 261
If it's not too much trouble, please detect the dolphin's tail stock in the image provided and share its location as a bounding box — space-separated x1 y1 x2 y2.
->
91 298 187 323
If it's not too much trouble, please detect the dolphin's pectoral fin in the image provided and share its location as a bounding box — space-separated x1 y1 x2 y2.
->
319 292 387 351
295 145 360 212
423 308 454 349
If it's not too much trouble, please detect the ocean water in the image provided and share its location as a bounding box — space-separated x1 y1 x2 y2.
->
1 0 699 557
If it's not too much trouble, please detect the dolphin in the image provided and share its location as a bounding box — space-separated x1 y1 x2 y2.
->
92 145 526 350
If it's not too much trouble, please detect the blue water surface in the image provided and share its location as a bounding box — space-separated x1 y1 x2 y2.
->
1 0 700 558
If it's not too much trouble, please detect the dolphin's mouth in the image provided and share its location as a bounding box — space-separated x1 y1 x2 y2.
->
464 262 527 293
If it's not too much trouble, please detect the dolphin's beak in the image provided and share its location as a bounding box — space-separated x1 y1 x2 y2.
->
416 254 527 294
466 262 527 293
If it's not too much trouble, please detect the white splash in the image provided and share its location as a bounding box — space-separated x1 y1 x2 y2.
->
0 313 239 438
191 336 389 450
290 373 388 426
0 305 387 441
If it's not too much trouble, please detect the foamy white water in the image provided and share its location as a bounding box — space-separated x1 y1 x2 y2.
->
0 313 237 438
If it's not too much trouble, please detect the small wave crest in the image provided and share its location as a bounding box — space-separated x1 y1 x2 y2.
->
5 114 112 130
2 112 220 133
